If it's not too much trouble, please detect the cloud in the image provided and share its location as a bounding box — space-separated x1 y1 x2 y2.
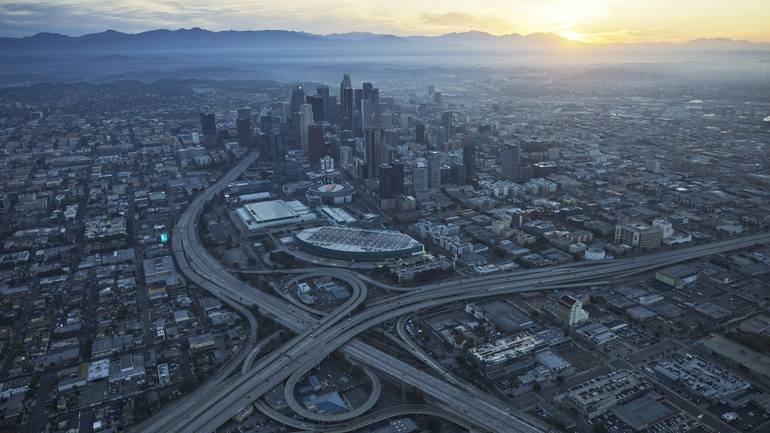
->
418 11 513 34
421 12 476 27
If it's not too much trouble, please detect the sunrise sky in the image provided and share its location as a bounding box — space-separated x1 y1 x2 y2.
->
1 0 769 43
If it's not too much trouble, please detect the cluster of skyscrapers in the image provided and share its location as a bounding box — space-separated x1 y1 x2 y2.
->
198 74 487 208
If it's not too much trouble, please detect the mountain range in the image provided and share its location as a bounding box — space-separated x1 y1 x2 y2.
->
1 28 769 52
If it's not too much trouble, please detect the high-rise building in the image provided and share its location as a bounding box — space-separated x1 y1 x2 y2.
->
378 162 404 199
339 145 353 168
341 87 354 129
416 123 426 145
361 99 373 130
412 159 429 193
501 144 521 181
306 95 325 122
392 160 405 195
441 111 453 137
371 88 381 123
299 104 314 154
290 111 301 148
427 151 441 189
339 74 352 125
308 124 325 162
363 82 374 98
236 117 251 149
463 143 476 182
316 85 333 123
384 129 399 149
200 112 217 146
451 162 466 185
270 129 285 185
433 91 442 105
290 84 305 113
379 164 396 199
364 127 384 179
354 88 363 112
259 115 273 132
236 108 251 120
340 74 351 97
363 82 380 123
353 89 364 129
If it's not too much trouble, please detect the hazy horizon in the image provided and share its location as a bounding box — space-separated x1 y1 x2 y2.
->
1 0 769 43
3 26 770 46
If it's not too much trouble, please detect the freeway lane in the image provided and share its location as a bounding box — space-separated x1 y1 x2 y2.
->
180 236 549 433
396 315 465 387
241 330 282 375
165 154 548 433
129 154 261 433
253 401 475 433
185 232 770 432
154 152 770 433
283 365 382 422
169 238 369 433
144 154 380 433
180 154 770 432
365 231 770 310
235 231 770 298
181 238 551 432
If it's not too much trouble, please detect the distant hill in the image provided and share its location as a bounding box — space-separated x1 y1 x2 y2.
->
0 28 324 50
1 28 768 53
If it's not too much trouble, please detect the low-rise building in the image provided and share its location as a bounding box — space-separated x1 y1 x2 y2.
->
563 370 650 420
653 352 751 400
467 332 547 377
557 295 589 327
614 223 663 249
235 199 316 232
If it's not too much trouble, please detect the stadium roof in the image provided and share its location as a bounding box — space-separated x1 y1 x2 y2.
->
295 226 423 260
306 182 354 197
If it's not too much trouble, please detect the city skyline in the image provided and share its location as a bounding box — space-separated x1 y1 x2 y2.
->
1 0 770 43
1 1 770 433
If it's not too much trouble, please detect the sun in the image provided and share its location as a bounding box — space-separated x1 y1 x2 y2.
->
558 30 584 42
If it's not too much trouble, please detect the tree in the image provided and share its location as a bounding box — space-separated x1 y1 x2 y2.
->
427 416 442 433
594 423 608 433
532 382 541 392
405 386 423 402
181 377 197 393
349 364 364 379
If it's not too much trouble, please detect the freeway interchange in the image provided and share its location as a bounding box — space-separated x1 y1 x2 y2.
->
141 153 770 433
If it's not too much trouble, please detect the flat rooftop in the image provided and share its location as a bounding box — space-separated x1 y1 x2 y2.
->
244 200 301 223
237 199 316 230
611 397 674 430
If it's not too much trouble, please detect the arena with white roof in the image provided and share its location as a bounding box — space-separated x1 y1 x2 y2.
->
295 226 424 260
